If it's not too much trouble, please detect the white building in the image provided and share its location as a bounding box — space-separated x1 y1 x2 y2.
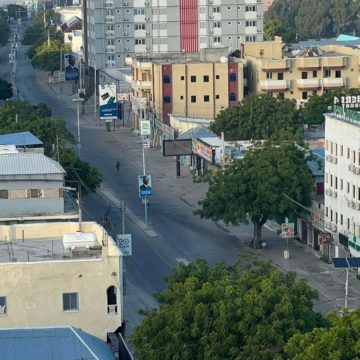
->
324 106 360 257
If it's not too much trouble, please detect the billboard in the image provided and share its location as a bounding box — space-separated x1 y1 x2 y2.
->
64 53 79 81
138 175 152 197
99 84 118 120
163 139 193 157
192 138 215 164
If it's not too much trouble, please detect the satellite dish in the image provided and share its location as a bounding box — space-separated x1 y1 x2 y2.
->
220 56 228 63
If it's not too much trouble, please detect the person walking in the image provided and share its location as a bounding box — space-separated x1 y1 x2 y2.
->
116 160 120 174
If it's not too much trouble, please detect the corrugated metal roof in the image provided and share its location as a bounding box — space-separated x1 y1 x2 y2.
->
0 132 43 146
0 327 115 360
178 125 217 140
0 153 65 175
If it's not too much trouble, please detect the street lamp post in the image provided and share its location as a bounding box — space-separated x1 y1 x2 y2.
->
72 97 84 157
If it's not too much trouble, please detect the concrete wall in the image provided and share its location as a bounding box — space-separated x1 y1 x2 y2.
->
0 222 122 340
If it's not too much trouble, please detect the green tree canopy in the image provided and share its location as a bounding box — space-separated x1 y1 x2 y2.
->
131 258 323 360
210 94 302 142
0 10 10 47
0 101 101 192
0 78 12 100
31 40 70 74
300 88 360 125
196 143 314 248
285 309 360 360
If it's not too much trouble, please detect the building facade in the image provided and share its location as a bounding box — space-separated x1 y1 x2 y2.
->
0 221 123 341
130 49 245 131
324 106 360 258
83 0 264 69
245 37 360 107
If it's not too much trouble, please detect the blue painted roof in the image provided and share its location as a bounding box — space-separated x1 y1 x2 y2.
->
312 148 325 159
0 132 43 146
178 125 217 140
0 327 115 360
336 34 360 42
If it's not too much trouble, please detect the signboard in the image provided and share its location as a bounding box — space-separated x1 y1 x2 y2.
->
334 95 360 109
117 93 130 102
9 53 15 64
281 223 295 238
116 234 132 256
58 71 65 82
318 232 331 245
99 84 118 120
138 175 152 197
64 53 79 81
143 139 151 148
163 139 193 157
192 138 215 164
140 120 151 136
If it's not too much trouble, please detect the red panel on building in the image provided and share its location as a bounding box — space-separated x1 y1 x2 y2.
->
228 63 238 106
180 0 199 53
162 65 173 124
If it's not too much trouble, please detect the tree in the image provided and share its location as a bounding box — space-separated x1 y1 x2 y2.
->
264 19 285 41
210 94 302 141
285 309 360 360
196 143 314 248
301 88 359 125
31 40 70 75
0 78 12 100
131 258 324 360
0 11 10 47
0 101 101 192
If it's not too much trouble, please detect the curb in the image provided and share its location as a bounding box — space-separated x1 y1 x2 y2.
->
97 186 159 238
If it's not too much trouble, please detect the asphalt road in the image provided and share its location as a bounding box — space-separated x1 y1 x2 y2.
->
0 40 250 336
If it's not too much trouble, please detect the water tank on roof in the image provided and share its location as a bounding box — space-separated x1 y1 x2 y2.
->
63 232 97 250
220 56 228 63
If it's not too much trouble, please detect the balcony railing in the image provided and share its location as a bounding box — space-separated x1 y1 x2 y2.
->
107 304 118 314
260 79 290 91
296 78 320 89
322 77 346 88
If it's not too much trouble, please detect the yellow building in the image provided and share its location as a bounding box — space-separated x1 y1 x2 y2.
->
130 49 245 133
0 221 123 341
245 36 360 106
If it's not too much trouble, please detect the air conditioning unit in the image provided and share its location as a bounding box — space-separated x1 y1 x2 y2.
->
331 223 337 232
145 1 150 5
332 156 337 164
356 203 360 210
145 16 150 21
356 168 360 175
325 221 331 229
257 29 262 32
257 13 262 17
124 47 129 51
123 1 129 5
146 46 151 50
209 0 213 3
326 155 332 162
146 31 150 35
349 200 356 208
209 15 214 19
333 191 337 198
124 17 129 21
349 164 356 172
124 32 128 36
326 188 332 196
209 30 213 34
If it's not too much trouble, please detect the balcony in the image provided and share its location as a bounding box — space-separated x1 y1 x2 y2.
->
322 77 346 89
260 80 290 92
132 80 152 91
105 30 115 38
296 57 320 69
133 61 152 70
105 45 115 53
104 0 114 7
261 59 289 71
322 57 346 68
106 60 116 67
107 305 118 314
105 15 115 23
296 78 321 89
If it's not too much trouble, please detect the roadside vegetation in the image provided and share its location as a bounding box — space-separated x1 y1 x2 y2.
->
265 0 360 42
0 79 12 100
0 101 101 192
0 10 10 47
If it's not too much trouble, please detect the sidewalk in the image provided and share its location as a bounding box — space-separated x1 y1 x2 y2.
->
48 80 360 314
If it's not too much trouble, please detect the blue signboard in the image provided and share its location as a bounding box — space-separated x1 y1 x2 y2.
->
99 84 118 120
138 175 152 197
64 53 80 81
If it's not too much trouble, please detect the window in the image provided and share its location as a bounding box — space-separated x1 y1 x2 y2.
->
340 214 343 225
278 93 284 99
229 92 237 101
0 296 6 315
29 189 41 198
134 8 145 15
191 95 196 103
245 20 256 27
324 69 331 77
313 70 317 77
278 72 284 80
266 72 272 79
216 75 220 80
215 95 220 99
301 72 308 79
335 176 338 189
245 5 256 11
63 292 78 311
347 218 350 230
180 96 184 100
302 92 308 100
213 36 221 43
347 147 350 159
229 73 237 82
163 75 171 84
213 6 220 13
190 75 196 83
0 190 8 199
213 21 221 28
163 96 171 103
245 35 256 42
203 75 209 82
134 24 145 30
204 95 210 102
134 38 145 45
180 76 184 80
335 70 341 78
107 286 117 315
340 179 343 190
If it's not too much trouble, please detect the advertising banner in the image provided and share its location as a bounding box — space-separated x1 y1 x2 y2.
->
192 138 215 164
138 175 152 197
116 234 132 256
64 53 79 81
9 53 15 64
140 120 151 136
99 84 118 120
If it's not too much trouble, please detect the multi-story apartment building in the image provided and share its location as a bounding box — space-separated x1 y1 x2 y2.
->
324 106 360 258
83 0 264 69
0 221 123 341
129 48 245 131
245 37 360 107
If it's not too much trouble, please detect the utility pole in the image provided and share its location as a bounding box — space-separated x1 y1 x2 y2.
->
78 185 82 232
94 63 97 125
47 29 50 46
60 45 63 94
72 97 84 157
142 139 148 229
345 268 349 309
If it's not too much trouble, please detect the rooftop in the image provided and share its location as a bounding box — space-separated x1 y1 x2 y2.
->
0 326 115 360
0 153 64 175
328 105 360 126
0 131 43 147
